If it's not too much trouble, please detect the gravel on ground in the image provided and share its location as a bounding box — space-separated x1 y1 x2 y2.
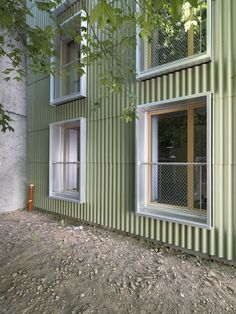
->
0 210 236 314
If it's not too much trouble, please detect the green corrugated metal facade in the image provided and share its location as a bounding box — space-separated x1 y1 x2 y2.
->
27 0 236 262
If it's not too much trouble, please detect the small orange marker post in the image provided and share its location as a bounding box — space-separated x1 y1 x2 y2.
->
28 184 34 211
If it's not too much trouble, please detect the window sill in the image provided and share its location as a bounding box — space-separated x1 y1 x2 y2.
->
137 205 211 229
137 53 211 81
49 192 84 204
50 92 86 106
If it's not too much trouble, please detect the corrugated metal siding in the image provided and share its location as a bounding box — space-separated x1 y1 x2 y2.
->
27 0 236 262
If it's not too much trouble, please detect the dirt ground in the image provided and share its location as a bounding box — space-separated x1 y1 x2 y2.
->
0 210 236 314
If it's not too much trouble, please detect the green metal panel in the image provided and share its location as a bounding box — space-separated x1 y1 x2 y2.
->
27 0 236 262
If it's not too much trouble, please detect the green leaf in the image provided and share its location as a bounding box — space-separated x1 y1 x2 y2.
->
90 0 120 29
0 104 14 133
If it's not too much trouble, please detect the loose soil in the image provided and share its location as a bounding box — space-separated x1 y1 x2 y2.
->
0 210 236 314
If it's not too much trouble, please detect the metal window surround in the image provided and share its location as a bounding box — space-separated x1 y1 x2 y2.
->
136 0 212 80
135 92 212 229
49 117 86 203
50 10 87 106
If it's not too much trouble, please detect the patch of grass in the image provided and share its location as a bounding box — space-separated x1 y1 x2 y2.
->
31 233 39 241
58 218 65 228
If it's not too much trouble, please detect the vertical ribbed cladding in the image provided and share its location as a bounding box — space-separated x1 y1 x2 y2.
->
27 0 236 262
225 0 234 262
132 0 236 261
212 0 236 261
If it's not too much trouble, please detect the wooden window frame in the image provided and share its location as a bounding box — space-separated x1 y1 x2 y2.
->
148 103 205 211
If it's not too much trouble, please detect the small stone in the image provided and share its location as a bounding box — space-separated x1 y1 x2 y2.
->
74 226 83 231
130 282 136 290
7 286 14 292
227 286 235 294
54 295 60 301
80 293 85 298
12 273 17 278
205 281 211 287
180 292 185 298
94 269 98 275
136 277 142 283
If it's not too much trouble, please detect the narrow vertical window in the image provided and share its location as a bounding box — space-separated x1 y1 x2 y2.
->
49 118 86 202
50 11 87 105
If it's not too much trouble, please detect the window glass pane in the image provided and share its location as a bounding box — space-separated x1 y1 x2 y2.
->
54 39 61 100
194 106 207 210
151 111 188 207
140 0 207 72
66 41 80 95
194 107 206 162
65 127 80 192
60 40 80 97
54 37 80 100
151 107 207 211
54 72 61 100
152 110 188 163
52 163 63 193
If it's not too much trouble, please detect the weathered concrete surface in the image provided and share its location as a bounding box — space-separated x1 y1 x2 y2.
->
0 56 27 212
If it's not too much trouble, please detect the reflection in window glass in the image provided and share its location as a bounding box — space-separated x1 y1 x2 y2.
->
140 0 207 72
150 105 207 211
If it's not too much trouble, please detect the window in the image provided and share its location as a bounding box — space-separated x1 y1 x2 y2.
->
50 10 86 105
136 0 211 79
49 118 86 202
136 93 212 227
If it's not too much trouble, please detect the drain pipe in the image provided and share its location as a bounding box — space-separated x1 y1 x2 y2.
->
28 184 34 211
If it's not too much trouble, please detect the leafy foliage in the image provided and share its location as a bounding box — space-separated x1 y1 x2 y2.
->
0 104 14 132
0 0 203 132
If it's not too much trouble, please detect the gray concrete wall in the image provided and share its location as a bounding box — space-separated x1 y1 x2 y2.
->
0 56 27 212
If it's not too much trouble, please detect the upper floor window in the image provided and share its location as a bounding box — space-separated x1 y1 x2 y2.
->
136 0 211 80
50 10 86 105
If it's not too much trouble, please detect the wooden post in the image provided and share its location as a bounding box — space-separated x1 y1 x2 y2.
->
188 25 194 56
188 108 194 209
